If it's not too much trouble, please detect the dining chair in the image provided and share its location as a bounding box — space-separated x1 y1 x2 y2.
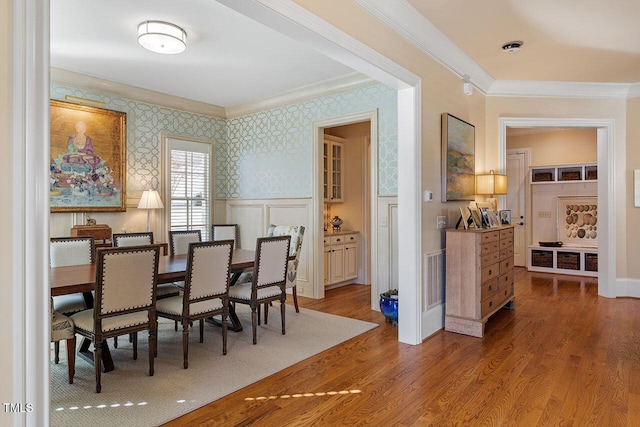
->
211 224 238 248
169 229 202 256
50 236 94 362
228 235 290 344
112 232 180 346
265 224 305 317
70 245 160 393
156 240 233 369
51 297 76 384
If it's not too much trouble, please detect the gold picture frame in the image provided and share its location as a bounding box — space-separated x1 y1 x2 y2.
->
49 100 126 212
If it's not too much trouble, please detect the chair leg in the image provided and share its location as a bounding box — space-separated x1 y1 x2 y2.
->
264 302 269 324
132 332 138 360
257 304 261 325
251 306 258 345
182 322 189 369
66 336 76 384
199 319 204 343
54 341 60 364
281 298 286 335
94 340 102 393
222 314 228 356
149 326 156 376
113 336 118 348
292 285 300 313
174 320 178 331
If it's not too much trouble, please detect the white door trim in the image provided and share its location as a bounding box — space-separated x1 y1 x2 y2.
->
313 111 378 310
219 0 423 344
499 117 615 298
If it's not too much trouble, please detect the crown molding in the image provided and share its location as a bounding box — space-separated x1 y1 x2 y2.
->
225 73 375 118
50 68 227 118
487 80 633 99
628 83 640 99
357 0 640 99
354 0 495 93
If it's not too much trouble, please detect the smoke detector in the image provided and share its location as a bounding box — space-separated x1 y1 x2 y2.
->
501 41 523 53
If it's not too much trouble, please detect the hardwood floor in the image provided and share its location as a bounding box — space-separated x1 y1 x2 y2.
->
163 268 640 426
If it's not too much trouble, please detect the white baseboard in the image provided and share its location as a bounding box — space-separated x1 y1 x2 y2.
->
615 278 640 298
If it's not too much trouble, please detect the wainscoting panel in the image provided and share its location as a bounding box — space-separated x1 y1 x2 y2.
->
226 199 312 297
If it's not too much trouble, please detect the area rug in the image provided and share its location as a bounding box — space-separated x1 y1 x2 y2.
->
50 305 377 427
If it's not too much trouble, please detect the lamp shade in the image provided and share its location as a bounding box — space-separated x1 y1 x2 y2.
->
137 190 164 210
476 170 507 195
137 21 187 54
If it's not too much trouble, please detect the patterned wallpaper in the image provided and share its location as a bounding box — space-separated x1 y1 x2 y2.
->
227 83 398 198
50 82 397 199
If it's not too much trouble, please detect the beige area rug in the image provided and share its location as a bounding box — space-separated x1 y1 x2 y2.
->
50 305 377 426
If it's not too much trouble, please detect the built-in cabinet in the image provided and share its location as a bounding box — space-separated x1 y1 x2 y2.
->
324 232 358 287
445 226 515 338
323 135 344 203
528 162 598 277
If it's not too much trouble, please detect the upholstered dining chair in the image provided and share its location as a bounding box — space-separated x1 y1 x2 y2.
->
212 224 238 248
50 236 94 362
114 232 179 297
169 229 202 256
51 297 76 384
156 240 233 369
50 236 95 314
70 245 160 393
112 232 180 346
228 235 290 344
266 224 305 315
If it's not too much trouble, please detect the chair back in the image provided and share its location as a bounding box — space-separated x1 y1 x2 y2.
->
183 240 233 312
253 235 290 292
50 236 95 267
94 246 160 319
211 224 238 248
267 225 305 287
113 232 153 247
169 230 202 256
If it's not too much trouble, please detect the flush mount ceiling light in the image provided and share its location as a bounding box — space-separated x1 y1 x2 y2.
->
137 21 187 54
501 40 523 53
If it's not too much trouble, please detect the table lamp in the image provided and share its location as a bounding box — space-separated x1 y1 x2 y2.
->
476 170 507 211
137 189 164 232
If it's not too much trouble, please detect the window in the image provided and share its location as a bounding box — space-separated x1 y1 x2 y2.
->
166 137 213 240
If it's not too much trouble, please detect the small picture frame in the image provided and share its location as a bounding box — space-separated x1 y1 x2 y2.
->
499 210 511 225
487 210 499 228
457 206 472 229
470 208 483 229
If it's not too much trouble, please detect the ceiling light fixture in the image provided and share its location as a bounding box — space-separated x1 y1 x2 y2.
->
137 21 187 54
501 40 523 53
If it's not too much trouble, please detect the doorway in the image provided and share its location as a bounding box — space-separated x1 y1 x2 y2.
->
323 121 372 293
313 110 379 311
499 118 615 298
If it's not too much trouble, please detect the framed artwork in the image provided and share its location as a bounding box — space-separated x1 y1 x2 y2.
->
441 113 475 202
49 100 126 212
470 208 483 229
487 210 499 228
457 206 472 229
557 196 597 247
499 210 511 225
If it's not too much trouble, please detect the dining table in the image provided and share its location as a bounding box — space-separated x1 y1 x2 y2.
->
50 248 257 372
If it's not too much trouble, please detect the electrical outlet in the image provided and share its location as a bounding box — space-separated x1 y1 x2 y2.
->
538 211 551 218
436 216 447 229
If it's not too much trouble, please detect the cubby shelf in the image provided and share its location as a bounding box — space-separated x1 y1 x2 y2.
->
531 163 597 184
528 245 598 277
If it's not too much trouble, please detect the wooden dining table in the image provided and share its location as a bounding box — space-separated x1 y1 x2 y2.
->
50 248 257 372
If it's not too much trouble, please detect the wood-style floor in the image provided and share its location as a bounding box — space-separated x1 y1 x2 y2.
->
163 268 640 426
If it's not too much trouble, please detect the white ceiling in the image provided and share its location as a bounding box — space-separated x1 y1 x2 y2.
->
50 0 640 108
